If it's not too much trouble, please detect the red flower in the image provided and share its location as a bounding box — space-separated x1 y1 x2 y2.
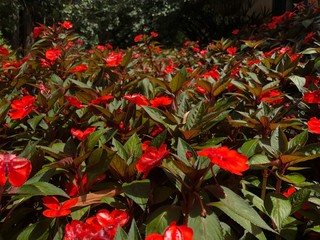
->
202 66 220 80
0 45 9 55
303 32 315 44
8 95 35 120
105 52 123 67
32 26 44 38
283 187 296 198
65 173 105 197
259 89 283 104
150 125 164 137
303 90 320 104
45 48 61 62
226 46 237 56
68 64 88 73
71 127 96 141
197 146 249 176
150 32 158 37
124 94 149 106
64 220 96 240
150 96 172 108
232 29 239 35
64 209 128 239
136 144 170 178
134 34 143 42
196 85 207 94
42 196 77 218
59 21 73 29
90 95 114 105
0 153 32 187
146 222 193 240
307 117 320 134
65 95 85 108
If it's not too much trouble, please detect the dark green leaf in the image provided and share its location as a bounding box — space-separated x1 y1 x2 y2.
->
264 193 291 231
17 182 69 198
241 139 261 158
127 219 142 240
146 205 181 235
169 67 187 93
122 179 150 210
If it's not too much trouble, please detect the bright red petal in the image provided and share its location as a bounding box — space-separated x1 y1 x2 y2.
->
42 196 60 210
7 160 32 187
61 198 78 209
146 233 164 240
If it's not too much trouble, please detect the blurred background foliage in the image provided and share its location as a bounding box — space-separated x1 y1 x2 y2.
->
0 0 271 50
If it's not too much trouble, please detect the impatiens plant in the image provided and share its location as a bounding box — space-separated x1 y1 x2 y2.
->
1 2 320 239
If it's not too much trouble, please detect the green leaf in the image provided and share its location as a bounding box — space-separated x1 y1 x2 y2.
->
249 154 271 169
114 226 128 240
27 114 46 131
177 138 196 166
271 127 288 155
16 219 51 240
264 193 291 231
188 206 223 240
241 189 266 214
110 153 128 178
86 148 113 183
169 67 187 93
281 142 320 165
122 179 150 210
208 186 274 233
143 106 175 131
86 128 111 151
276 172 306 185
212 202 267 240
241 139 261 158
288 76 307 93
146 205 181 235
288 130 308 151
185 101 204 130
48 87 64 109
149 130 167 149
288 188 311 214
124 133 142 162
17 182 69 198
112 138 129 161
127 219 142 240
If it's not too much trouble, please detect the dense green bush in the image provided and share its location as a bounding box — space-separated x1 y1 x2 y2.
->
0 1 320 239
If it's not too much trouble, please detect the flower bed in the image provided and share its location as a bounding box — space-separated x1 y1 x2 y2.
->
0 2 320 239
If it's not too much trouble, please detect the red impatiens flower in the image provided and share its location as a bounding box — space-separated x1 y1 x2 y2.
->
0 153 32 187
65 95 85 108
105 52 124 67
150 96 172 108
90 95 114 105
45 48 61 62
197 146 249 176
136 144 170 178
303 32 315 44
283 186 296 198
59 21 73 29
259 89 284 104
303 90 320 104
134 34 143 42
307 117 320 134
201 66 220 80
86 209 128 235
64 209 128 239
65 173 105 197
8 95 36 120
146 222 193 240
32 26 44 38
42 196 77 218
0 45 9 55
150 31 158 37
124 94 149 106
69 64 88 73
71 127 97 141
232 29 239 35
226 46 237 56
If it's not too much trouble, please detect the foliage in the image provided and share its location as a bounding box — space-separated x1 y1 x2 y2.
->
0 2 320 239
